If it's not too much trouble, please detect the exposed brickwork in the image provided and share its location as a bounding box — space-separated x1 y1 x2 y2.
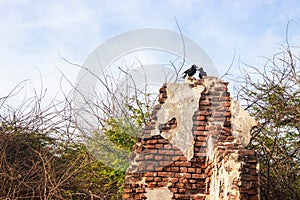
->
123 77 259 200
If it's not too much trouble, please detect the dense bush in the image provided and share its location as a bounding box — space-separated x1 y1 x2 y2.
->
237 43 300 199
0 91 131 199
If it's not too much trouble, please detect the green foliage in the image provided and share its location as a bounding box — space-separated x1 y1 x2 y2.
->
85 95 152 198
0 86 153 200
60 144 125 199
126 95 151 127
103 117 137 151
0 121 124 199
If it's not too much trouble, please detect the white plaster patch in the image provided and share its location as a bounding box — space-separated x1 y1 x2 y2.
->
152 83 205 161
145 188 173 200
208 150 242 200
231 100 258 147
206 135 215 162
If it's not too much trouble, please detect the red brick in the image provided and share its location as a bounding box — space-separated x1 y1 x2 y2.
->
122 188 132 193
181 172 191 178
136 188 145 193
179 156 188 161
225 143 234 148
189 179 197 183
221 102 231 107
194 131 206 136
164 166 171 171
192 174 206 179
133 193 142 199
157 172 174 177
145 172 157 177
182 178 188 183
145 154 154 160
172 156 179 161
146 144 156 149
158 149 174 155
199 100 210 106
179 167 188 173
154 177 162 182
201 110 213 116
123 194 130 198
158 182 168 187
191 195 206 200
158 139 169 144
170 178 179 183
146 139 157 144
249 181 259 187
175 173 183 178
169 187 177 193
196 168 204 173
174 150 184 156
194 141 206 147
171 167 180 172
187 168 196 173
163 155 173 161
191 162 205 168
196 136 207 141
224 111 231 117
176 183 185 188
178 188 186 193
159 161 171 166
145 177 153 182
146 149 158 154
174 162 192 167
247 159 257 163
162 177 170 182
146 164 155 171
174 194 189 199
147 182 157 187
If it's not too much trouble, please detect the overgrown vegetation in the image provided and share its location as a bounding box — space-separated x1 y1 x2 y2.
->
1 29 299 199
237 38 300 199
0 80 150 199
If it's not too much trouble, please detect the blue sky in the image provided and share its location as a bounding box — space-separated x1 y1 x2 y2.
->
1 0 300 98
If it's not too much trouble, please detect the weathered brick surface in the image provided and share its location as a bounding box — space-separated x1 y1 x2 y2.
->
123 77 259 200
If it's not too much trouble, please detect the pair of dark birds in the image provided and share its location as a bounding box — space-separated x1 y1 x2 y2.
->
182 64 207 79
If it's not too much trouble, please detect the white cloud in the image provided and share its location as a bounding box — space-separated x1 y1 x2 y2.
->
0 0 300 99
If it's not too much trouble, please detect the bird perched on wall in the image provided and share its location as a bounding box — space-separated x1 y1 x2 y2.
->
198 67 207 79
182 64 198 78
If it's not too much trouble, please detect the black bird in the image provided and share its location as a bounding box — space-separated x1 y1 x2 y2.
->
198 67 207 79
182 65 198 78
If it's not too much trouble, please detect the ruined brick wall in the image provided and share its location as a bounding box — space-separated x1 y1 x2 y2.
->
123 77 259 200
